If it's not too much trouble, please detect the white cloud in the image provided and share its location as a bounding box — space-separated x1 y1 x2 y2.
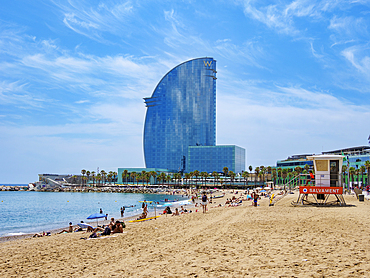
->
341 45 370 76
51 0 135 42
216 84 370 166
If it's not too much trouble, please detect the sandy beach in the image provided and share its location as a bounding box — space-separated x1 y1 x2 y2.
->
1 191 370 277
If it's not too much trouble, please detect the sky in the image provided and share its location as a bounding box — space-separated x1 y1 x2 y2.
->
1 0 370 183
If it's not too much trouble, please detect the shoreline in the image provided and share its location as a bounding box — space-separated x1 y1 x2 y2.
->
0 192 202 243
1 192 368 277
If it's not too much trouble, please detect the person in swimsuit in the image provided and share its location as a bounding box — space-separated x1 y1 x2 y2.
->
201 193 208 213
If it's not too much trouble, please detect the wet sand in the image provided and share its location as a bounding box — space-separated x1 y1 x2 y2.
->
1 191 369 277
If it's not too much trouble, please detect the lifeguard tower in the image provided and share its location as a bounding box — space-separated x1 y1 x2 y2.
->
292 154 346 206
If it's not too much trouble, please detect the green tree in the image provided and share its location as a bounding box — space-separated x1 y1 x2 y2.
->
223 167 229 187
193 170 200 188
242 171 249 188
282 168 288 189
184 173 191 187
123 170 128 184
100 170 106 185
96 173 102 186
86 171 90 187
267 166 272 181
271 168 277 189
212 171 218 187
130 172 137 185
260 166 266 184
360 166 366 187
254 167 260 188
91 171 96 187
349 167 355 186
365 160 370 186
229 171 235 186
295 166 303 185
342 165 348 188
81 169 86 186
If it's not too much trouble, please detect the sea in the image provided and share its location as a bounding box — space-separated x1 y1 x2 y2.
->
0 185 186 237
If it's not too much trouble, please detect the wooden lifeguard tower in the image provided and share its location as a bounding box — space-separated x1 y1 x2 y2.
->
292 154 346 206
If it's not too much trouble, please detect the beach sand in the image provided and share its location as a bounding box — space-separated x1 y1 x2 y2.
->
1 191 370 277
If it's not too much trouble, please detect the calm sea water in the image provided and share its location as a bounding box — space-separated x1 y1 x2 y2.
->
0 186 185 236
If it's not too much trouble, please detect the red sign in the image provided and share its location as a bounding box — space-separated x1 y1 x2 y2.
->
299 186 343 195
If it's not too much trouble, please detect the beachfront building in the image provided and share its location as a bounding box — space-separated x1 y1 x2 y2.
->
276 154 314 170
187 145 245 173
143 57 245 174
276 146 370 187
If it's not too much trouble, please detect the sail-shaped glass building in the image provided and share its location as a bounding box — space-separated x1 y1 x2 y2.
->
143 57 245 173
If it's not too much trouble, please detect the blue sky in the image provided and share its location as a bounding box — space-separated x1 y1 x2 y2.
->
1 0 370 183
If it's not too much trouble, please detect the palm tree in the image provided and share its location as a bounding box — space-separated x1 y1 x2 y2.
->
199 172 206 187
100 170 106 185
349 167 355 187
365 160 370 186
295 166 302 186
212 171 218 187
107 173 113 185
342 165 348 188
360 166 366 187
267 166 272 181
260 166 266 184
184 173 190 188
254 167 260 188
165 175 171 187
123 170 128 184
271 168 277 189
223 167 229 187
242 171 249 188
149 171 157 185
81 169 86 186
91 171 96 187
193 170 200 188
229 171 235 187
158 172 165 185
112 171 117 185
86 171 90 187
277 167 282 185
282 168 288 189
130 172 137 185
96 173 102 186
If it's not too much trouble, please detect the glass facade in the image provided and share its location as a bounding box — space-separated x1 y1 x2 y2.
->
143 58 216 172
187 145 245 174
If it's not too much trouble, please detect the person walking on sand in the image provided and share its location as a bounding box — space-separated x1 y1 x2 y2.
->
201 193 208 213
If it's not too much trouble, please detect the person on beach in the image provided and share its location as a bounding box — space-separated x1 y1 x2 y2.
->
100 208 103 214
172 208 179 216
252 192 259 207
112 221 123 233
59 222 73 233
109 218 115 229
201 193 208 213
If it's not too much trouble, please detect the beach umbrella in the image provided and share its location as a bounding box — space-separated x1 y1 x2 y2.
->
87 213 106 226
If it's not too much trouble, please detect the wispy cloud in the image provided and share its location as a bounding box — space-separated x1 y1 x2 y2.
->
217 83 370 165
341 44 370 77
51 0 134 43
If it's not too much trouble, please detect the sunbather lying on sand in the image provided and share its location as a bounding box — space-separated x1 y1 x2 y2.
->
58 222 73 234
